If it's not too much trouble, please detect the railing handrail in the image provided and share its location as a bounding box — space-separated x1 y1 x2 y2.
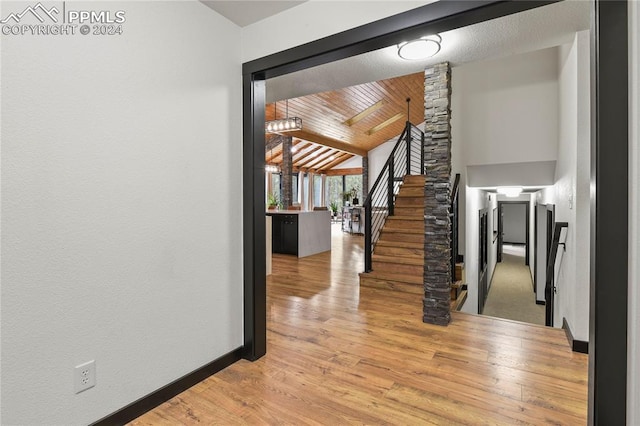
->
545 221 568 326
451 173 461 202
364 123 409 207
450 173 461 282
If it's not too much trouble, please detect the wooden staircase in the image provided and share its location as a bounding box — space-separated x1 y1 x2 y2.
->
359 174 468 311
359 175 425 294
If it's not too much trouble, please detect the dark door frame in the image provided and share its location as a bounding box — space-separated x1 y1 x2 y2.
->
497 201 530 266
478 208 489 314
545 205 556 326
241 1 628 423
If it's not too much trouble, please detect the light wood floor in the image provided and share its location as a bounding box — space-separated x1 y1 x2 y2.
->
131 225 588 425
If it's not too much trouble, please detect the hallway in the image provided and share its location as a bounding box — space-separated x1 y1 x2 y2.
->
482 245 545 326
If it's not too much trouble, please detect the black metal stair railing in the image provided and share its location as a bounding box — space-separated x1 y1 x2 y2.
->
545 221 568 326
450 173 461 282
364 121 425 272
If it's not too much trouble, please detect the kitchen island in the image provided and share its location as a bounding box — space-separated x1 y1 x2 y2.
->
266 210 331 257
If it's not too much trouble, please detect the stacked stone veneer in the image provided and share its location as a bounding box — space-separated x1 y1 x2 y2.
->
423 62 452 326
362 155 369 199
281 136 293 209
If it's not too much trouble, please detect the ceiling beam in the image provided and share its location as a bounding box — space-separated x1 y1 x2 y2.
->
365 112 404 135
287 129 366 157
343 100 386 127
296 147 332 168
324 167 363 176
317 153 353 172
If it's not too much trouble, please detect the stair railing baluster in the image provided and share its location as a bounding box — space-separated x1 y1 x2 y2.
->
406 121 412 176
362 122 424 273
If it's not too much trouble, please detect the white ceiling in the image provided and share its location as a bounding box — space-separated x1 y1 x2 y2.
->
265 0 590 103
200 1 307 27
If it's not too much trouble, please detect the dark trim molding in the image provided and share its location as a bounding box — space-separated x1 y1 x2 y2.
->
589 0 628 424
563 318 589 354
91 347 243 426
242 0 557 365
536 300 546 306
242 1 559 79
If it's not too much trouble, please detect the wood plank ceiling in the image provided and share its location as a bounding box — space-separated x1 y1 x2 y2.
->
265 71 425 174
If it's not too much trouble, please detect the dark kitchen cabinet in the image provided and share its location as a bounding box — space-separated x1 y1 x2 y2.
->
271 214 298 255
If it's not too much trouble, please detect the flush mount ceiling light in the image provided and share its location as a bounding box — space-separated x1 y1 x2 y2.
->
397 34 442 60
497 186 523 197
265 99 303 133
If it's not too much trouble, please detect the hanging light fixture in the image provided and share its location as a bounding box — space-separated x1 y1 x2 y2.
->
397 34 442 60
265 99 303 133
265 145 280 173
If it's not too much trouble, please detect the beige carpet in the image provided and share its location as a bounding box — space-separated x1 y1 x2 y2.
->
482 251 545 326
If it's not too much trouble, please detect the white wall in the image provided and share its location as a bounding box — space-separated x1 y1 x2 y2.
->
534 31 590 337
334 155 362 169
529 194 537 280
628 0 640 422
502 204 527 244
452 47 559 167
241 1 432 62
487 194 498 288
452 47 559 260
461 187 489 314
0 2 243 424
453 48 559 313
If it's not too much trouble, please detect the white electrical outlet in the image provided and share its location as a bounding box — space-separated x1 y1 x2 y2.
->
74 360 96 393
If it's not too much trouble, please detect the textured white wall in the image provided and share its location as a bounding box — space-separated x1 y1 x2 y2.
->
540 31 590 337
487 194 498 288
241 1 433 62
452 48 560 313
0 2 243 424
452 47 559 168
451 48 559 266
461 187 489 314
628 0 639 422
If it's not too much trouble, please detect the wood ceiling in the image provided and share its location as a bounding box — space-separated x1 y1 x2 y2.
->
265 71 425 174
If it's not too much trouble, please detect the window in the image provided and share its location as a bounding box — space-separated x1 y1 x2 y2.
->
313 175 323 207
345 174 363 205
325 175 344 210
292 174 299 204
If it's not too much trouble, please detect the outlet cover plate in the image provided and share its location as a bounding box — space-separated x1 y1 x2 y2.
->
74 360 96 393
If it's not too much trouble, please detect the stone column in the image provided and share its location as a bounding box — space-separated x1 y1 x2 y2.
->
362 155 369 200
281 136 293 209
423 62 452 326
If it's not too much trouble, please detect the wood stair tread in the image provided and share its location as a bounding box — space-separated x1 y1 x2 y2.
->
375 240 423 249
386 215 423 221
372 254 424 265
382 227 423 234
359 271 423 285
450 290 467 311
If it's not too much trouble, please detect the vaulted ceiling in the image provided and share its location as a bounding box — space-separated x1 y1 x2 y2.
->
265 71 425 174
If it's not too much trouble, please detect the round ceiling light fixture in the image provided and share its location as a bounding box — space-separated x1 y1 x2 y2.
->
397 34 442 60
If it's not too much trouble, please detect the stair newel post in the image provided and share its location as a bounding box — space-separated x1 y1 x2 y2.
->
364 197 372 272
387 161 395 217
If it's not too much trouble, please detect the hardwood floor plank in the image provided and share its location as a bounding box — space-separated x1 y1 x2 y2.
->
130 227 587 425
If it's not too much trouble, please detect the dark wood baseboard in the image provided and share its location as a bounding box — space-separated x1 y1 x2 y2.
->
562 318 589 354
536 300 545 306
91 347 243 425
